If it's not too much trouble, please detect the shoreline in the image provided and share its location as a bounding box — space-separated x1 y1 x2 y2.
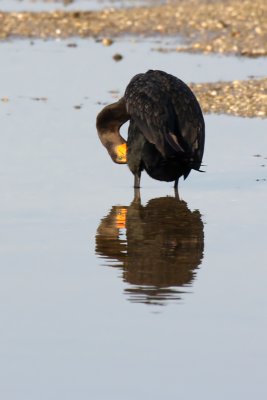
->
0 0 266 57
0 0 266 118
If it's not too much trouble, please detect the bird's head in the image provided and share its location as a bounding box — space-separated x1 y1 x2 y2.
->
98 135 127 164
96 99 129 165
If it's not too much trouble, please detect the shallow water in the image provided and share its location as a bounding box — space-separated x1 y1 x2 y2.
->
0 0 162 11
0 38 267 399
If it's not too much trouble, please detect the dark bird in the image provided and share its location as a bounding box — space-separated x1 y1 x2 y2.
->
96 70 205 189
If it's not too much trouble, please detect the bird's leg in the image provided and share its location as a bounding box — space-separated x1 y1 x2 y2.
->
133 187 141 204
134 172 141 189
174 178 180 199
174 187 180 200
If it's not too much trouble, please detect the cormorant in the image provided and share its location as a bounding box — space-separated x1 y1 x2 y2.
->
96 70 205 188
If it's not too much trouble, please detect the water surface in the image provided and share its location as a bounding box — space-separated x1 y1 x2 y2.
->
0 0 164 11
0 38 267 400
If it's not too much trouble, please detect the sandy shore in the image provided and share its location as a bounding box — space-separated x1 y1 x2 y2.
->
1 0 266 57
190 78 267 118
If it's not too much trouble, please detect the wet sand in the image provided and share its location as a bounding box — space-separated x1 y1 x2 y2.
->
190 77 267 118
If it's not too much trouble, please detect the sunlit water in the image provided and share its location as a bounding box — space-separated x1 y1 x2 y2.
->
0 38 267 399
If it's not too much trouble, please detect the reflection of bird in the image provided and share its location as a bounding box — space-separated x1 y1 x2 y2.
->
95 194 204 305
96 70 205 188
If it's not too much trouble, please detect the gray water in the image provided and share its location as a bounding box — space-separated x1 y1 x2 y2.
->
0 0 163 11
0 37 267 399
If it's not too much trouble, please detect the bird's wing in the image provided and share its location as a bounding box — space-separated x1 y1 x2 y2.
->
147 70 205 168
124 73 186 157
170 77 205 168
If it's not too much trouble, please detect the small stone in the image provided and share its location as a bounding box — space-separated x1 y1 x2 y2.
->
102 38 113 46
32 97 47 101
67 43 77 48
113 53 123 61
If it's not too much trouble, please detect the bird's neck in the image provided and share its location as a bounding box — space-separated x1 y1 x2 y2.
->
96 98 129 163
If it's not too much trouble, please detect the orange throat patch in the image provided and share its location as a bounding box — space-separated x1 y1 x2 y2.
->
115 143 127 164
